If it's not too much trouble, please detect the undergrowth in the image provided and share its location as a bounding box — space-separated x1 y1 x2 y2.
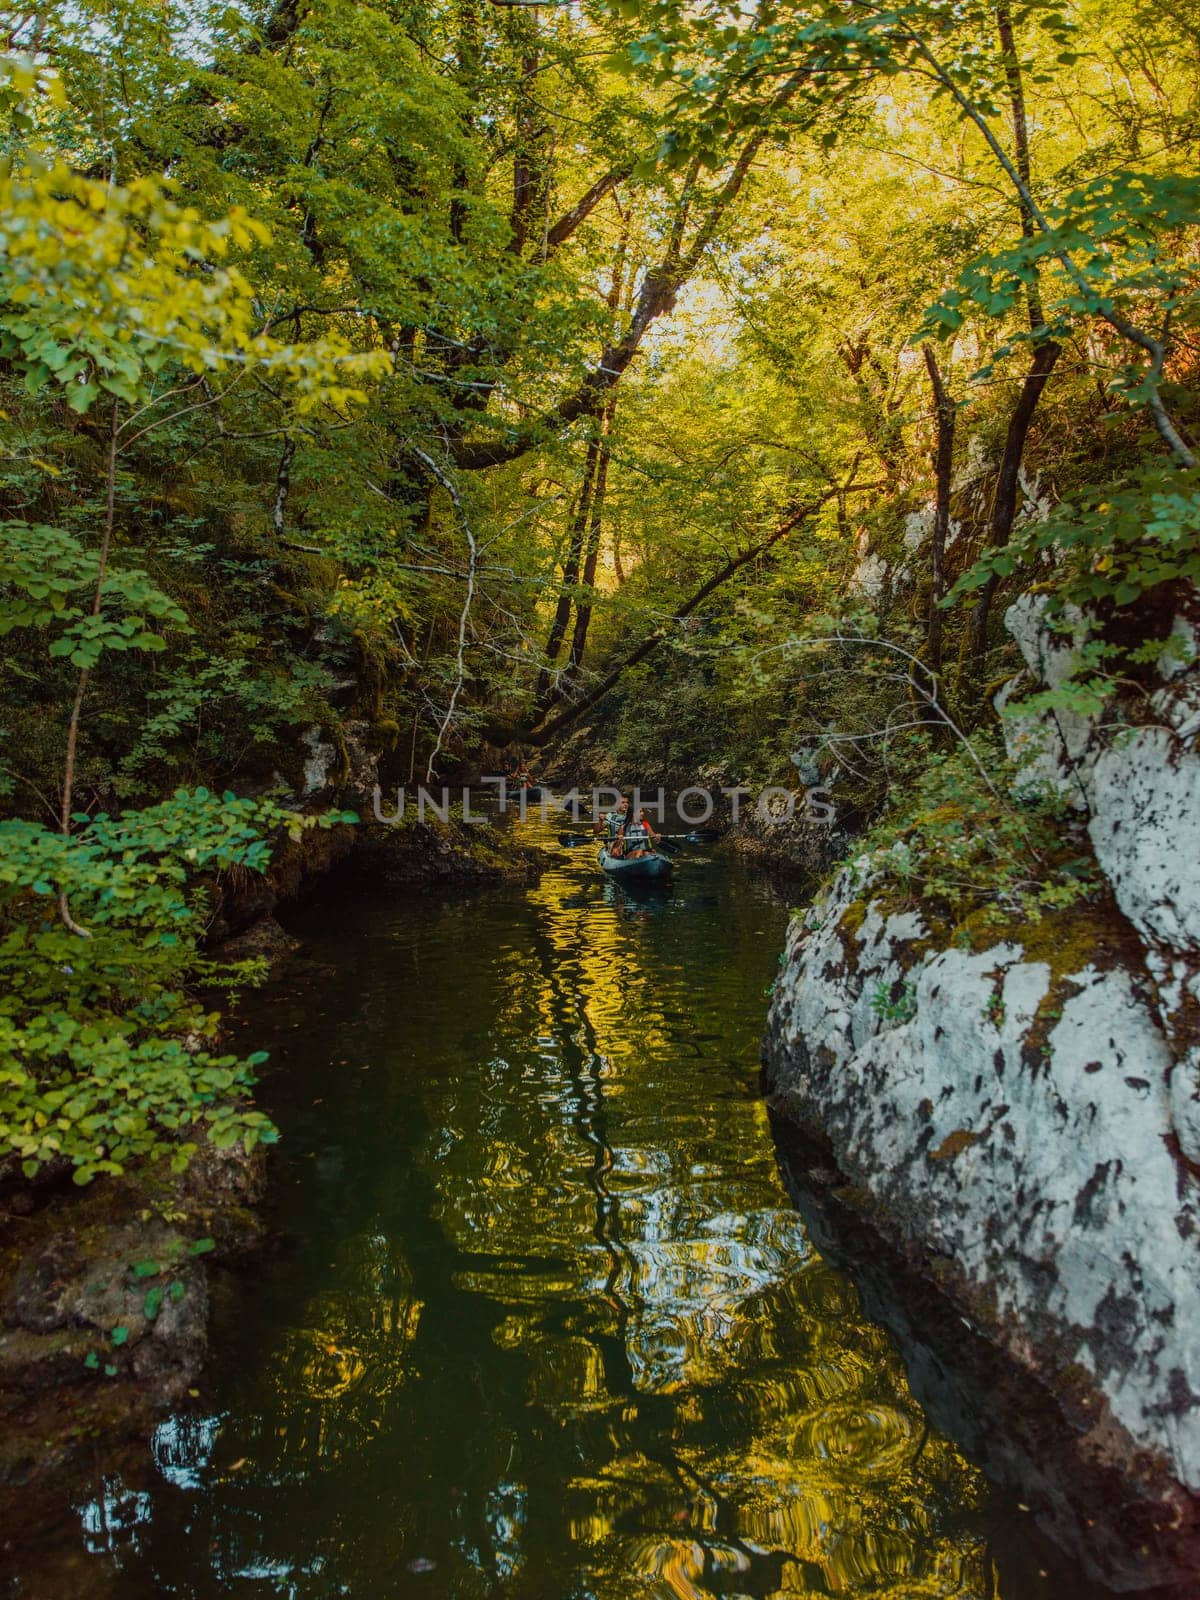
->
848 734 1104 944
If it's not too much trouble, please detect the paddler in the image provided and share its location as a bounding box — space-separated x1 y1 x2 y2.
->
613 804 662 860
594 795 629 846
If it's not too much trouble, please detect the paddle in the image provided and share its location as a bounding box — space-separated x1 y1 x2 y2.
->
557 831 685 854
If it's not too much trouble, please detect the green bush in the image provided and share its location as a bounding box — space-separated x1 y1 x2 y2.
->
850 734 1103 940
0 788 353 1183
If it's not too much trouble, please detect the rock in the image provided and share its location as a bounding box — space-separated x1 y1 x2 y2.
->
1170 1050 1200 1167
340 718 380 798
352 817 544 888
997 592 1200 1068
209 914 302 978
0 1138 263 1495
764 576 1200 1587
301 723 337 796
1088 728 1200 959
764 863 1200 1589
728 790 843 879
997 594 1104 807
766 571 1200 1586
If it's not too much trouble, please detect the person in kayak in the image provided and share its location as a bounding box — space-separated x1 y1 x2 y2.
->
594 795 629 843
612 805 662 859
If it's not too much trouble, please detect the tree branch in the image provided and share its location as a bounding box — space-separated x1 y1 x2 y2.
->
542 165 632 258
890 11 1196 467
451 74 808 471
59 400 122 938
408 447 480 781
524 478 884 744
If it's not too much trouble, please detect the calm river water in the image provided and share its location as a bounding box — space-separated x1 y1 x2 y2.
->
43 818 1115 1598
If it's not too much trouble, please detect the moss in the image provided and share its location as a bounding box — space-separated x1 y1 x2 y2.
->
838 898 868 940
837 898 868 972
268 585 309 619
930 1128 980 1161
1014 893 1141 982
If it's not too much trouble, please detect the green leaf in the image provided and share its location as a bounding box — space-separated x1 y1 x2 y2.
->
66 381 99 414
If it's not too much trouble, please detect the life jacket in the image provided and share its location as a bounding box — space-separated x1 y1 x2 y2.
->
604 809 626 841
619 819 652 854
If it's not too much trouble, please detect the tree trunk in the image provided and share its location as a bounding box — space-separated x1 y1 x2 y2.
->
508 16 550 257
536 433 602 705
451 69 810 471
563 214 628 681
525 480 884 744
962 6 1060 680
59 400 121 938
566 401 615 677
449 0 481 245
996 3 1044 333
922 345 955 676
539 212 628 698
965 338 1061 673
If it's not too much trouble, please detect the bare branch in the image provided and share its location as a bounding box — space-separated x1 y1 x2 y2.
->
408 447 481 782
525 477 884 743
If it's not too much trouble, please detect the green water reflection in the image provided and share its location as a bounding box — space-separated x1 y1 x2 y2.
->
70 823 1081 1596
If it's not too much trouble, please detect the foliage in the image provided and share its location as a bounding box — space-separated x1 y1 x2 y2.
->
871 979 918 1025
922 170 1200 361
949 465 1200 613
0 159 384 415
1 0 1198 1188
0 790 354 1182
848 737 1103 939
0 522 187 666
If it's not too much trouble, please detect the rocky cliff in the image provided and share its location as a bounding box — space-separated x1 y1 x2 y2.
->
763 592 1200 1592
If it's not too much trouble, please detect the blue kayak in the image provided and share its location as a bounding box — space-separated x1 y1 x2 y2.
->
597 845 673 882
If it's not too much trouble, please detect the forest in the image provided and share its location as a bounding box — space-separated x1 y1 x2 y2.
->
3 0 1200 1591
3 0 1198 1185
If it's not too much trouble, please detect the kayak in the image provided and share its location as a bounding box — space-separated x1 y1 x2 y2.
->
597 845 673 882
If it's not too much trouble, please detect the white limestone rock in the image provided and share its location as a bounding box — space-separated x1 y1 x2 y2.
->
999 594 1200 973
767 585 1200 1567
301 724 336 797
1088 728 1200 959
765 868 1200 1491
997 595 1107 807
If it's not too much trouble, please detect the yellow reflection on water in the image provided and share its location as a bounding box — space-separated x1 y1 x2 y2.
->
418 825 998 1596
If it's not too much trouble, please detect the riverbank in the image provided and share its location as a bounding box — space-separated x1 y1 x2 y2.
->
0 1138 264 1591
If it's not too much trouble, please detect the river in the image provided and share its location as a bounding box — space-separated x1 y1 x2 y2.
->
49 817 1115 1597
